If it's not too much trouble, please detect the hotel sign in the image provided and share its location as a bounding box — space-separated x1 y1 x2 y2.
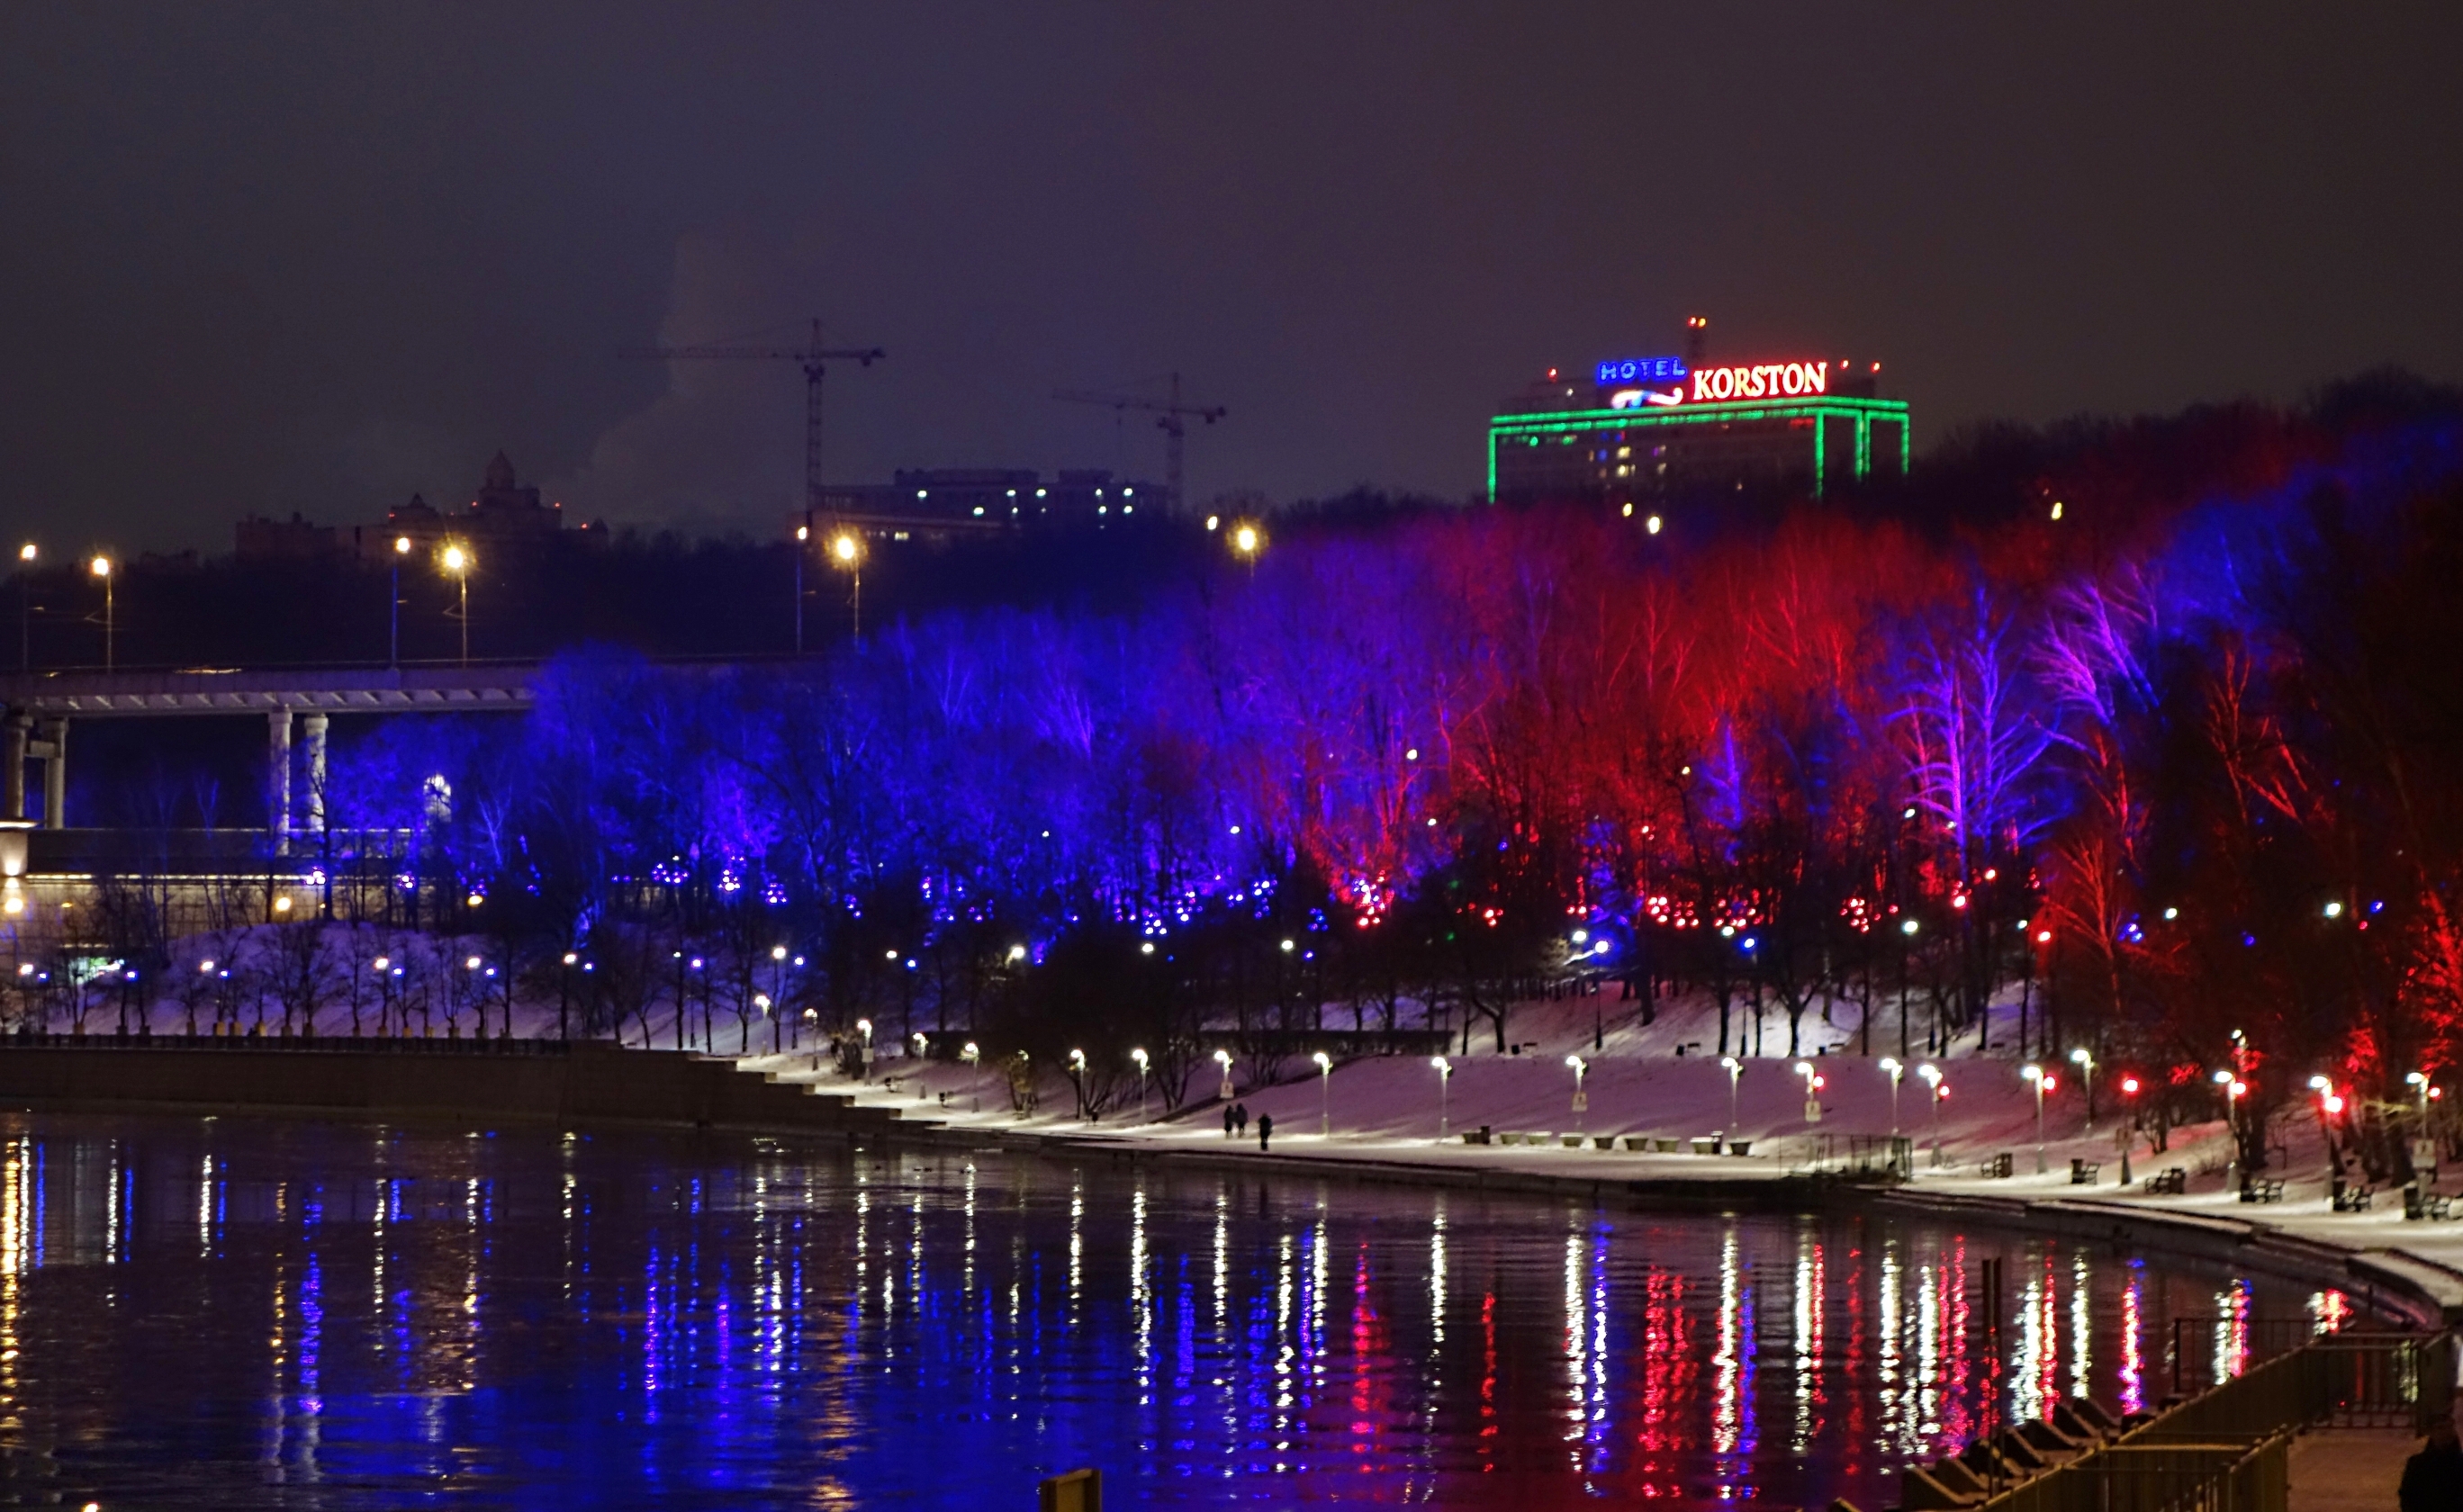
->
1599 356 1841 410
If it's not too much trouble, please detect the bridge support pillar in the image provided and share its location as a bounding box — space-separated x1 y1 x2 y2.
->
36 719 65 830
301 713 328 836
268 707 293 855
2 711 24 822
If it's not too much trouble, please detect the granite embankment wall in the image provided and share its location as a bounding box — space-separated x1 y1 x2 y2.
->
0 1043 914 1138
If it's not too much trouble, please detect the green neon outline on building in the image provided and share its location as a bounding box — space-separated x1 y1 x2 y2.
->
1486 395 1912 501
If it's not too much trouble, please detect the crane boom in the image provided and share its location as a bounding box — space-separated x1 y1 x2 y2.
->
1054 372 1224 515
619 317 884 512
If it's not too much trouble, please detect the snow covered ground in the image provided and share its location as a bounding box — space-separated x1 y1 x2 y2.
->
723 989 2463 1304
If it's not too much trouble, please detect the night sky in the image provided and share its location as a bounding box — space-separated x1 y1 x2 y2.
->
5 4 2459 550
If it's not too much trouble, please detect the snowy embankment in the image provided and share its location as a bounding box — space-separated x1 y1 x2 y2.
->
730 991 2463 1318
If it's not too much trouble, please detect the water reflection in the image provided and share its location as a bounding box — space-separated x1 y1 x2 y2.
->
0 1112 2359 1509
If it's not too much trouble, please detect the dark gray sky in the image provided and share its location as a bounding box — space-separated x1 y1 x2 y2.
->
6 4 2460 551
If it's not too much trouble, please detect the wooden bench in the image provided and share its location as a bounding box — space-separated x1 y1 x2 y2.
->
2403 1188 2452 1221
2331 1184 2374 1212
2143 1167 2188 1195
2069 1159 2102 1186
1984 1152 2015 1179
2242 1178 2285 1204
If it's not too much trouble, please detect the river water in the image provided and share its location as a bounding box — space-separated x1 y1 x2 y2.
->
0 1113 2351 1508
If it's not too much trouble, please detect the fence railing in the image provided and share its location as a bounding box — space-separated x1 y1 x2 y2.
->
1944 1330 2453 1512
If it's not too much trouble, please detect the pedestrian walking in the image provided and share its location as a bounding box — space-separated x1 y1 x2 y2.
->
1223 1104 1235 1139
2402 1408 2463 1512
1233 1102 1250 1138
1258 1112 1273 1152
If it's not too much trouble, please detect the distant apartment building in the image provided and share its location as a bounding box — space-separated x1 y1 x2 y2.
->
1488 327 1911 508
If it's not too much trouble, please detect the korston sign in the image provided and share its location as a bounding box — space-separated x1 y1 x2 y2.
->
1685 360 1833 401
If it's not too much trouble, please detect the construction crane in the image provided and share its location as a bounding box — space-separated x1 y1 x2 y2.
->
1053 373 1225 516
620 318 885 513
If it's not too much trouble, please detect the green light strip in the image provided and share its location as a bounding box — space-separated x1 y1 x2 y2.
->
1487 396 1911 439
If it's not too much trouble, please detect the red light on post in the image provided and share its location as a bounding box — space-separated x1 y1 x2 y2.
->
2120 1076 2141 1095
2323 1094 2346 1115
2043 1075 2057 1094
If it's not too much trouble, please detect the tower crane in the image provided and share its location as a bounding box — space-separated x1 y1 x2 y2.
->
620 318 885 513
1053 373 1225 516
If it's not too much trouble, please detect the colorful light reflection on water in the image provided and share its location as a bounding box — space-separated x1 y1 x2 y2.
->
0 1115 2356 1508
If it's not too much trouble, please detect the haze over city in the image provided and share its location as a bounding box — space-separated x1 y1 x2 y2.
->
5 4 2462 548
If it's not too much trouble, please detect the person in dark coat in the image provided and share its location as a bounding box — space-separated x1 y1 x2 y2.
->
2402 1410 2463 1512
1258 1112 1273 1152
1222 1104 1235 1139
1233 1102 1250 1138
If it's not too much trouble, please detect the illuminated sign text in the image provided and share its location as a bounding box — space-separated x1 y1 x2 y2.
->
1595 355 1688 386
1689 361 1831 402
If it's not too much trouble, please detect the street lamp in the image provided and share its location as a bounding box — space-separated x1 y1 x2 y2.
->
2118 1075 2143 1184
390 535 410 666
1214 1048 1235 1102
829 532 862 643
1431 1055 1453 1141
1719 1054 1742 1141
1068 1048 1088 1120
1918 1062 1944 1167
1566 1054 1589 1133
14 543 32 672
2070 1047 2098 1130
1232 522 1262 569
1880 1056 1905 1134
855 1016 873 1080
439 541 473 666
89 555 113 670
1794 1060 1823 1124
1131 1047 1150 1122
1314 1050 1334 1137
2022 1064 2052 1174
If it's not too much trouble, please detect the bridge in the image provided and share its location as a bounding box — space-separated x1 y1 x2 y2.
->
1 664 542 852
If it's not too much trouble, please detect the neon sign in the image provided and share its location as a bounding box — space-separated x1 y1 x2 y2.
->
1687 360 1832 402
1595 355 1688 386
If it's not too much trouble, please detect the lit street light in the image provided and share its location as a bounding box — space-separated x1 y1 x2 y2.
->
14 543 32 672
1131 1046 1150 1122
1214 1048 1235 1102
2118 1074 2143 1183
1719 1054 1742 1141
439 541 474 666
1918 1063 1945 1167
1314 1050 1334 1137
1793 1060 1824 1124
1880 1056 1904 1135
390 535 410 666
829 532 862 643
2070 1047 2098 1129
1068 1048 1089 1120
89 554 113 670
1431 1055 1453 1141
1566 1054 1588 1133
2021 1064 2052 1174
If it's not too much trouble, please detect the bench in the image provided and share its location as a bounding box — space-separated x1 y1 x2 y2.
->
1985 1152 2015 1179
2143 1167 2188 1195
2331 1184 2374 1212
1728 1139 1754 1156
1691 1136 1720 1156
2069 1159 2102 1186
2402 1189 2452 1221
2242 1178 2285 1204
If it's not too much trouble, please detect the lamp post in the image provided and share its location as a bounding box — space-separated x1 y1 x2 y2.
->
439 542 473 666
89 555 113 670
1214 1048 1235 1102
1431 1055 1453 1141
793 521 809 654
1880 1056 1904 1134
2118 1075 2142 1184
389 535 410 665
1566 1054 1589 1133
2226 1073 2246 1192
1719 1054 1742 1143
1314 1050 1334 1137
15 543 32 671
559 951 577 1042
2022 1064 2051 1174
1918 1062 1944 1167
830 532 862 644
2070 1047 2098 1130
1232 522 1263 576
1793 1059 1826 1125
1068 1048 1088 1120
856 1016 873 1080
961 1040 980 1108
1131 1047 1150 1122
